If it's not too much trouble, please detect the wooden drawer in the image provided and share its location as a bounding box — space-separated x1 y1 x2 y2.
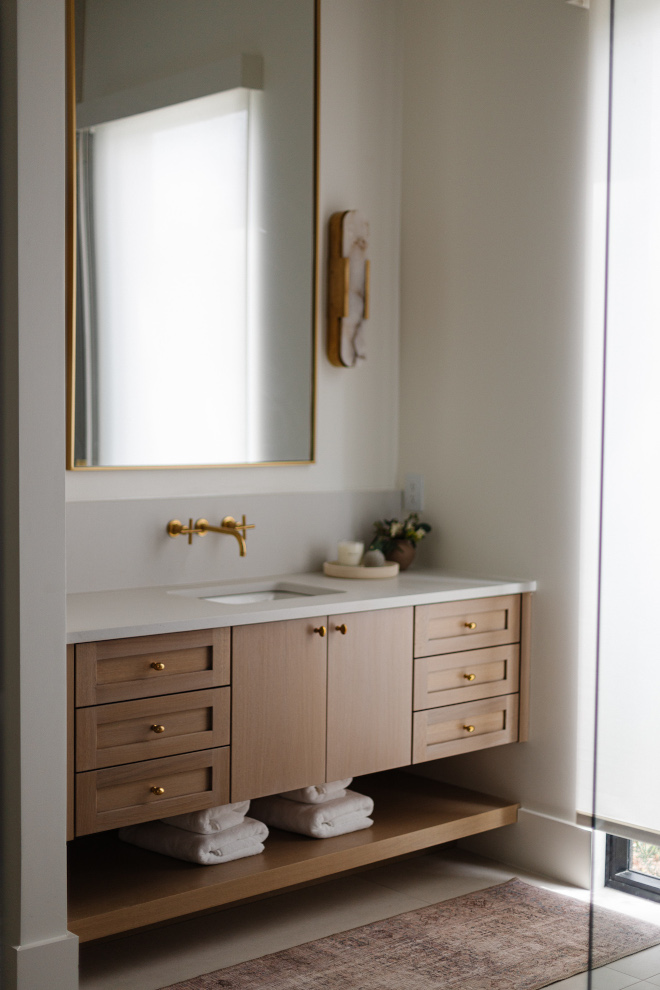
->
76 746 230 835
75 628 230 706
414 595 520 658
76 687 230 771
412 695 519 763
413 644 519 711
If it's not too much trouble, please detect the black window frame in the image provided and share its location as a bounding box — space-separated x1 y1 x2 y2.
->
605 835 660 903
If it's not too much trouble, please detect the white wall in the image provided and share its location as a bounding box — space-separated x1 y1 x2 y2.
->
398 0 590 863
0 1 78 987
66 490 401 593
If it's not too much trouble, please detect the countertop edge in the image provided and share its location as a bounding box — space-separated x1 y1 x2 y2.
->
67 572 537 644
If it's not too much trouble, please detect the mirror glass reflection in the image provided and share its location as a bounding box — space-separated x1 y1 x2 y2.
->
71 0 317 468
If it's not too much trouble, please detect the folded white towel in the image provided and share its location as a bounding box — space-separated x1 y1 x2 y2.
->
118 817 268 865
279 779 353 805
161 800 250 834
251 789 374 839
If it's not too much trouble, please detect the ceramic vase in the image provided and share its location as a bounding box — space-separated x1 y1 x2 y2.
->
385 539 416 571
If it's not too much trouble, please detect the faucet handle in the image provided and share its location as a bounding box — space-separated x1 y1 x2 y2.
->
184 515 255 557
167 518 205 545
221 515 255 532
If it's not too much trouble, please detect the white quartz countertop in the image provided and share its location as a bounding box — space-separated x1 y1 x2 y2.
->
66 570 536 643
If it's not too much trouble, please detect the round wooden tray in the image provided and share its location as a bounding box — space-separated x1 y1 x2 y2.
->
323 560 399 579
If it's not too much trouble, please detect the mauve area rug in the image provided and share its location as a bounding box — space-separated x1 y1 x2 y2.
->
160 878 660 990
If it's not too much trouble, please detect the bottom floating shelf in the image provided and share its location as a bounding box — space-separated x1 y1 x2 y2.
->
68 770 518 942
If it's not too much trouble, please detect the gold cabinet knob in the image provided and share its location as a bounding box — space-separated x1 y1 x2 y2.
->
151 786 165 795
464 622 477 630
150 662 165 671
313 626 327 637
335 624 347 635
463 673 476 681
151 724 165 734
463 724 475 733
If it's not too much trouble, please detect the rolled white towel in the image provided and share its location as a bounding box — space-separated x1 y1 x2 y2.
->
252 789 374 839
118 816 268 865
161 800 250 834
279 779 353 805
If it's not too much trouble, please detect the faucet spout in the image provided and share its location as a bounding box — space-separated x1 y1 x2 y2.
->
219 523 247 556
195 515 255 557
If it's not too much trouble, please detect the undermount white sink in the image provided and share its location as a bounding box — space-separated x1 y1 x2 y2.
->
170 581 343 606
205 589 313 605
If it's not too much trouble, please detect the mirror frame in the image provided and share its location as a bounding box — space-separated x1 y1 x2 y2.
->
65 0 319 471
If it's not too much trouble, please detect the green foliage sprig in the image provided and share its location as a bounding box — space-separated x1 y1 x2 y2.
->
369 512 431 555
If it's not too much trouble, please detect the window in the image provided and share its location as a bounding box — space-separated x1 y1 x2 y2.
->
605 836 660 904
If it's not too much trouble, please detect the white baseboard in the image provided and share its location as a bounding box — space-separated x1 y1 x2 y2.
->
4 931 79 990
459 807 593 889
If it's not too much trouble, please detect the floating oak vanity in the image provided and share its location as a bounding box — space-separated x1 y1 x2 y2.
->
66 572 534 942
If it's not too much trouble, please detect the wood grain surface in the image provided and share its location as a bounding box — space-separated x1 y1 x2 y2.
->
413 644 519 711
68 771 519 942
76 687 230 770
414 595 520 658
76 746 229 835
231 617 327 801
326 608 413 779
412 694 519 763
76 627 230 705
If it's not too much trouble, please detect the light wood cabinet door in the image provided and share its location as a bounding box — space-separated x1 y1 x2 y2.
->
326 608 413 780
231 616 328 801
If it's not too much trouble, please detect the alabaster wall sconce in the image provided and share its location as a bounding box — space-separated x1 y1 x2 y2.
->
327 210 370 368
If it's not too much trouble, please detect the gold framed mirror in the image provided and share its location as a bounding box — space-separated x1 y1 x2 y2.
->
66 0 318 470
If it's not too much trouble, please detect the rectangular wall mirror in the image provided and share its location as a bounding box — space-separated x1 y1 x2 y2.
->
67 0 318 469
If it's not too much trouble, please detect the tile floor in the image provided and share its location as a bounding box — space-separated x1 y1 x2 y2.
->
78 847 660 990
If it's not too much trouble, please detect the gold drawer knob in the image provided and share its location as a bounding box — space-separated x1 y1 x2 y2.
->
335 624 347 635
151 786 165 796
463 724 475 733
313 626 327 637
464 622 477 630
150 662 166 671
151 724 165 734
463 673 476 681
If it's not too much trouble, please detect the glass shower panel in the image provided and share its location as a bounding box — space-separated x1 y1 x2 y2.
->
590 0 660 981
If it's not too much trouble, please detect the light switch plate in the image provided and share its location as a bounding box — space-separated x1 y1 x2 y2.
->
404 473 424 513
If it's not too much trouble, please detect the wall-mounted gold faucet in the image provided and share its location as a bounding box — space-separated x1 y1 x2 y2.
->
167 515 255 556
197 516 255 557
